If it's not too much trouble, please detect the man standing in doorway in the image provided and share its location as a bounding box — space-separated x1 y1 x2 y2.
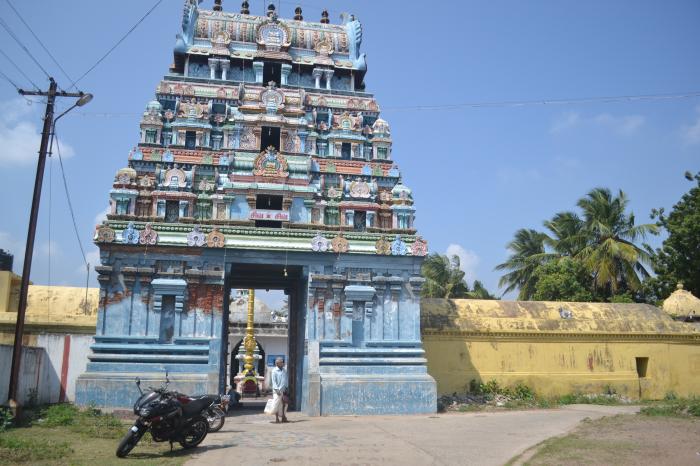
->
272 357 289 423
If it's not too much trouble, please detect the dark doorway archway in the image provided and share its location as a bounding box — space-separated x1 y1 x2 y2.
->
221 263 306 410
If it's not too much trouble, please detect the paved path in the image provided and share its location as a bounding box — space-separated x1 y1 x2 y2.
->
186 404 639 466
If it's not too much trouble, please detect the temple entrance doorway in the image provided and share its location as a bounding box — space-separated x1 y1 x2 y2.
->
222 263 306 411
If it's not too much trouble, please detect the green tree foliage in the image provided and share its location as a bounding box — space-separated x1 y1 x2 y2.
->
494 229 549 300
648 171 700 300
531 258 594 302
421 253 496 299
496 188 657 301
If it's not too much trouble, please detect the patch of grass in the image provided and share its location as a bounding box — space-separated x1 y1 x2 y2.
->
0 434 72 463
524 434 636 466
457 404 484 412
557 393 625 405
640 398 700 418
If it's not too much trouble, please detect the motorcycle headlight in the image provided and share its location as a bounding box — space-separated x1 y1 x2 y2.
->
139 407 151 417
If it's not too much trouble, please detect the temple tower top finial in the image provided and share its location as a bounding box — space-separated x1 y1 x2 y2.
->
320 9 329 23
240 1 249 14
267 3 276 18
213 0 222 11
294 6 303 21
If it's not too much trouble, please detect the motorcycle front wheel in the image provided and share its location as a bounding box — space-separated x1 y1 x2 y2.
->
116 427 144 458
207 406 226 432
179 417 208 449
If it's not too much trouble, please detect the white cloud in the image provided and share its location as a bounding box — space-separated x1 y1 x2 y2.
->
550 112 581 133
550 111 644 135
594 113 645 135
94 205 111 225
0 99 74 166
445 243 480 283
681 106 700 146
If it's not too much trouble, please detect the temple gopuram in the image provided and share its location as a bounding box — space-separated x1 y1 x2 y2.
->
76 0 436 415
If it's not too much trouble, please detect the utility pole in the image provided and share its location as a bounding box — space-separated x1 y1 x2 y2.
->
7 78 92 410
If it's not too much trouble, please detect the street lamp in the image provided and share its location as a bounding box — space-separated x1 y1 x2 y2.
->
7 78 93 411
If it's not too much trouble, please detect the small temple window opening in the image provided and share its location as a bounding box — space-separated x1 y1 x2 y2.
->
354 211 366 232
636 357 649 378
364 143 372 160
263 62 281 86
317 140 328 156
376 147 388 160
256 194 283 210
145 129 157 144
165 200 179 222
185 131 197 149
115 199 130 215
341 142 351 160
260 126 280 151
159 295 176 344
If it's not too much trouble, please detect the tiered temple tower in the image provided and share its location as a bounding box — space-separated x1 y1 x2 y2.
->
76 0 436 415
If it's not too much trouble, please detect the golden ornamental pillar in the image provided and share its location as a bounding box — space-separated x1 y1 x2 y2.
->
243 288 256 375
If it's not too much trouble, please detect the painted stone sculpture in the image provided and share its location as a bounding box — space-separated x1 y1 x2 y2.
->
122 222 139 244
187 225 206 247
391 235 407 256
139 223 158 245
331 233 349 253
206 228 225 247
411 236 428 257
311 232 329 252
96 225 115 243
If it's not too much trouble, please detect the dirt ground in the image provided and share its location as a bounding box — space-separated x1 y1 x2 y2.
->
521 414 700 466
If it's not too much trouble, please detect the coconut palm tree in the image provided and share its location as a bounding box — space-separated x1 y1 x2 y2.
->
421 253 470 299
466 280 497 300
495 229 549 299
543 211 587 257
575 188 658 294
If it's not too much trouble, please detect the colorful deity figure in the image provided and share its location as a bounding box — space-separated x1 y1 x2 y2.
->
311 232 330 252
121 222 139 244
187 225 206 247
391 235 407 256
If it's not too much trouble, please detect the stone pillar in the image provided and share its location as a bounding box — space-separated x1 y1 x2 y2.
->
312 68 324 89
367 211 375 228
281 63 292 85
253 61 264 83
208 58 217 79
346 210 354 228
221 60 230 80
324 69 334 90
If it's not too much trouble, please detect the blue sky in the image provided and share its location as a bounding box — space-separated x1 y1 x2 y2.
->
0 0 698 299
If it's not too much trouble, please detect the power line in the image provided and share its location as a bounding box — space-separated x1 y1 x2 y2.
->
68 90 700 119
52 130 88 267
3 0 75 88
382 91 700 112
0 46 40 89
0 68 20 91
0 15 51 79
71 0 164 88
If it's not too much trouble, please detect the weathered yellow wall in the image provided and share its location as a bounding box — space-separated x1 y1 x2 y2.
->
0 271 20 313
422 299 700 400
424 336 700 399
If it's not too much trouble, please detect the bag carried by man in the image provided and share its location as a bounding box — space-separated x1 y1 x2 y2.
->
264 396 281 415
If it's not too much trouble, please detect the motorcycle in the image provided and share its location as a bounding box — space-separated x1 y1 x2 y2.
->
174 392 228 433
115 375 211 458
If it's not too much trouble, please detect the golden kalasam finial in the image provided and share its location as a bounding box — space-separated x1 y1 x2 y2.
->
243 288 257 375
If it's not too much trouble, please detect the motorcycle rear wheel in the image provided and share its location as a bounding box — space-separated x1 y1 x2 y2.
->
207 406 226 432
116 428 144 458
179 417 208 449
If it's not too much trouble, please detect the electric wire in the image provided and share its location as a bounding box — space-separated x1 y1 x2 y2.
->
0 67 20 91
0 46 40 89
70 90 700 119
0 15 51 79
51 129 88 268
3 0 75 88
70 0 164 88
382 91 700 112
